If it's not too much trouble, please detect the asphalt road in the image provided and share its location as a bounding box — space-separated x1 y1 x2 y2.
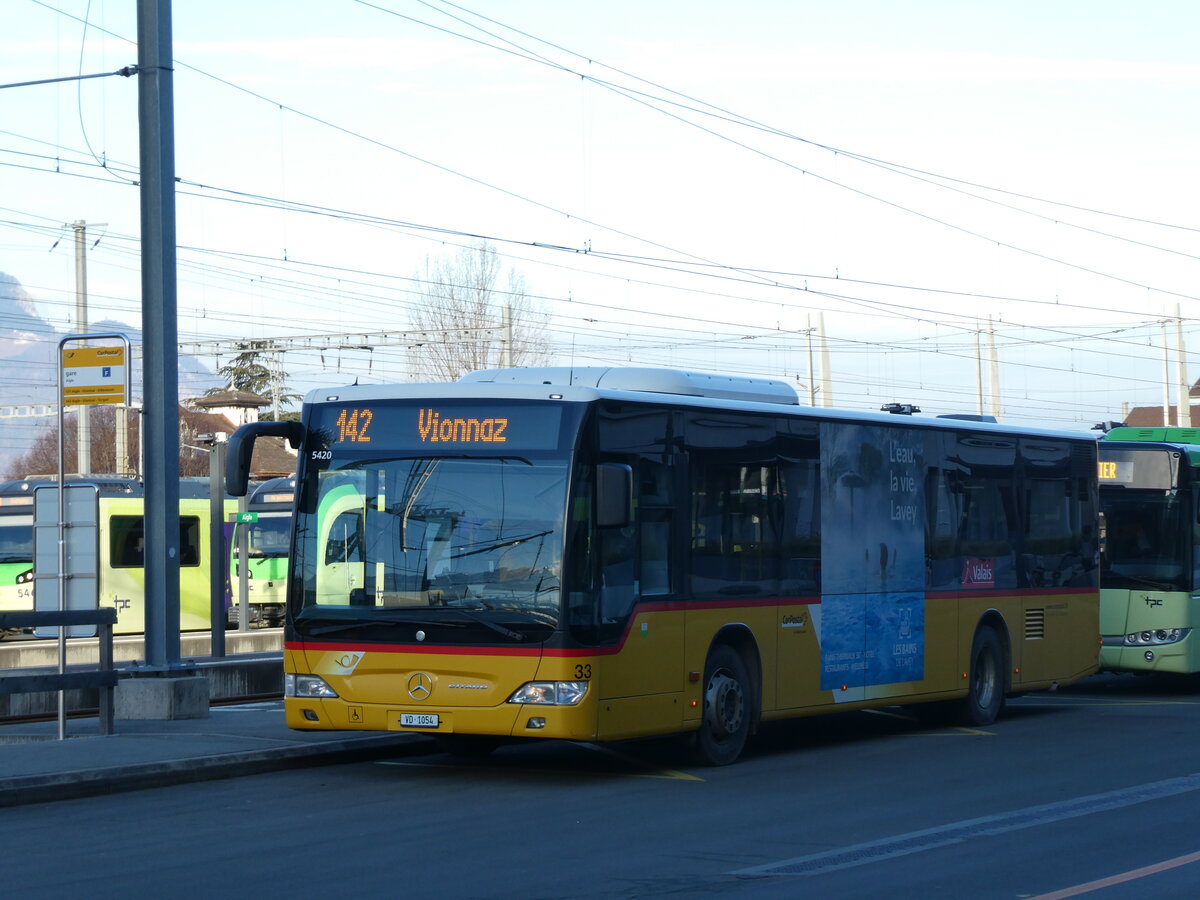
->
6 671 1200 899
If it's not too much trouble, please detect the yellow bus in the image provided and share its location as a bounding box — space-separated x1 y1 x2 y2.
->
228 367 1100 764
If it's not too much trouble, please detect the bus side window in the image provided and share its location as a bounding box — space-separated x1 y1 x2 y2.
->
637 459 673 596
599 523 636 622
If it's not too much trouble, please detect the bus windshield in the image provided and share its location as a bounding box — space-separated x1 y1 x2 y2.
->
292 456 568 626
1101 492 1190 592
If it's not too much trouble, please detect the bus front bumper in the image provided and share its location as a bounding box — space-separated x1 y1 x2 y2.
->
284 696 599 741
1100 631 1196 674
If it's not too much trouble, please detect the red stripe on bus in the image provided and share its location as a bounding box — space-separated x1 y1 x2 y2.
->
285 586 1094 658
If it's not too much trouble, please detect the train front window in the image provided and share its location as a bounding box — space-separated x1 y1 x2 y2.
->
0 516 33 563
245 516 290 558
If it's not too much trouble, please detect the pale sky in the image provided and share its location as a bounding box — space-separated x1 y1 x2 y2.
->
3 0 1200 442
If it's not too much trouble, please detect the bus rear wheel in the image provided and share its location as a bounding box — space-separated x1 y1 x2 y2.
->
691 644 754 766
957 626 1006 726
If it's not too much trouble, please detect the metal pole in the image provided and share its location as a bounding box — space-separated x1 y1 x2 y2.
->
116 405 128 475
501 304 512 367
56 348 66 741
1177 306 1191 428
806 316 816 406
237 495 250 632
975 325 984 417
1163 319 1172 426
138 0 181 669
207 435 227 657
987 315 1002 422
818 313 832 408
73 221 90 476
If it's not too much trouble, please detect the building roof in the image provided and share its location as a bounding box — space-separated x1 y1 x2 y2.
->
1123 404 1200 428
192 390 269 410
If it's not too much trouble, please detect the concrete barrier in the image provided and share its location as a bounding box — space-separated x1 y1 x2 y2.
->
0 630 284 717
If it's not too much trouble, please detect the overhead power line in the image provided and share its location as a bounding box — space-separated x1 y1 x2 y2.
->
0 65 137 91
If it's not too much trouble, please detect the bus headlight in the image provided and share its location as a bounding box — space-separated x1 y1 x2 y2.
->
285 673 339 698
15 569 32 584
507 681 589 706
1124 628 1189 646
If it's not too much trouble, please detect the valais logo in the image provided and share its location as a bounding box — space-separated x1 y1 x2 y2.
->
962 558 995 588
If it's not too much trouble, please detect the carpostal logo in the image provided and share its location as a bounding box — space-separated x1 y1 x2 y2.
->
961 557 995 588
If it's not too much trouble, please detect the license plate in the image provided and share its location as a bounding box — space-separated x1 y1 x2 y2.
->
399 713 439 728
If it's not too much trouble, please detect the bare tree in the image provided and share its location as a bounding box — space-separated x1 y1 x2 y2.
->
409 241 551 381
6 406 218 479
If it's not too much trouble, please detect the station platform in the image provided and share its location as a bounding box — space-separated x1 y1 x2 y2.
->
0 700 436 808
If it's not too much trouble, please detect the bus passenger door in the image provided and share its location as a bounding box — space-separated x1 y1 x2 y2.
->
598 460 684 700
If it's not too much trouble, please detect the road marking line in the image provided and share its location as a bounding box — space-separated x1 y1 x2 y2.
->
1025 848 1200 899
375 748 704 781
865 709 993 735
576 743 704 781
1017 696 1200 707
731 772 1200 878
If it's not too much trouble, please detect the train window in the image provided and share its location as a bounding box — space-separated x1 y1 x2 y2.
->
179 517 200 567
111 515 202 568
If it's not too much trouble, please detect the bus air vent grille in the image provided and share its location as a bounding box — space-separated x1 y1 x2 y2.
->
1025 608 1046 640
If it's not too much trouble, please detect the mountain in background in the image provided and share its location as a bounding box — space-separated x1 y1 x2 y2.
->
0 270 221 474
0 271 56 405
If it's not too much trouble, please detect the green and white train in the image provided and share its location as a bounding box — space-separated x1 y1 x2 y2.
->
0 476 249 636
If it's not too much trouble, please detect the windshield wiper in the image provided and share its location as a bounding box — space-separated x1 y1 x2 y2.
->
446 607 526 642
298 608 527 641
450 530 552 560
479 605 557 627
299 613 468 635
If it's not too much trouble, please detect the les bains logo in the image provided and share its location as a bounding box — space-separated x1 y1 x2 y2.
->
961 557 995 588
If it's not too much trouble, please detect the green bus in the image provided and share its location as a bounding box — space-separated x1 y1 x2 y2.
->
1098 427 1200 673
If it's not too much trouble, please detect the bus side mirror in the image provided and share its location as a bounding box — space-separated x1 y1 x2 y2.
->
596 463 633 528
226 421 305 496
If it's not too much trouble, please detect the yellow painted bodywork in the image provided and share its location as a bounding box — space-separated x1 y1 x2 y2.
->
286 587 1099 741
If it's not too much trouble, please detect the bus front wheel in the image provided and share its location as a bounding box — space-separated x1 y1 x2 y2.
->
958 626 1006 726
691 644 754 766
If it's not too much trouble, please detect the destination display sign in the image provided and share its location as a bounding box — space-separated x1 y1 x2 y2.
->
1097 447 1178 490
313 402 565 452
